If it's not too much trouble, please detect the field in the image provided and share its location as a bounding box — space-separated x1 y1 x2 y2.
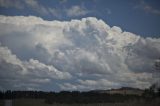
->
0 100 4 106
8 98 159 106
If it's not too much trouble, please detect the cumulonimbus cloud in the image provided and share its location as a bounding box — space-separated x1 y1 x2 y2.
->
0 15 160 91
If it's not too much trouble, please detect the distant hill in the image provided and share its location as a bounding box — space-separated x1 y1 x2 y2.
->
91 87 144 96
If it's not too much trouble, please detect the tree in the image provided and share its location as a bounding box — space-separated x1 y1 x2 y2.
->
153 59 160 96
155 58 160 72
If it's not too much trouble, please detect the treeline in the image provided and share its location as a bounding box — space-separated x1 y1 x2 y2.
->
0 90 48 99
44 91 142 104
0 88 160 104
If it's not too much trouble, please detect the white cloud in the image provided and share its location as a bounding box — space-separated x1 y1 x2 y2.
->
0 15 160 91
66 5 89 17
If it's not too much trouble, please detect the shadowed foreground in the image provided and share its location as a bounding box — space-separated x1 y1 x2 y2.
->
9 98 160 106
0 86 160 106
5 100 12 106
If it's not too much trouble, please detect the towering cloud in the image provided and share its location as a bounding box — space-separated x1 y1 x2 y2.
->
0 15 159 91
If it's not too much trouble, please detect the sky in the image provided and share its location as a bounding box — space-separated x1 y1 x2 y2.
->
0 0 160 37
0 0 160 91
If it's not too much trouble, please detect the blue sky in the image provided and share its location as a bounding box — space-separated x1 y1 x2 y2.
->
0 0 160 37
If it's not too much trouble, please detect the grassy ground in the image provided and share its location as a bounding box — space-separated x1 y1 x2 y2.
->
0 100 4 106
10 98 160 106
13 99 49 106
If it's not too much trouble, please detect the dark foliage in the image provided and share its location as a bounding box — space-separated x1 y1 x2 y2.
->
0 84 159 104
0 87 160 104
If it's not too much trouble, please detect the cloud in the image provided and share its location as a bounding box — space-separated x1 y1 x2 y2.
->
105 8 111 15
0 43 71 90
135 0 160 15
59 0 67 4
0 0 61 18
24 0 48 15
0 15 160 91
66 5 90 17
24 0 61 17
0 0 23 9
0 0 90 18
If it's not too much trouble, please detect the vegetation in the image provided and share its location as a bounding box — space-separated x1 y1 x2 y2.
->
11 98 160 106
0 85 160 106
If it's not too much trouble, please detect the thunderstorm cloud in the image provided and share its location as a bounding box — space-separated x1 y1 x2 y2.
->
0 15 160 91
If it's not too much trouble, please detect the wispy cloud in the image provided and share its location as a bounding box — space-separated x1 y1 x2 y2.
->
24 0 61 18
105 8 111 15
135 0 160 15
0 0 23 9
24 0 48 15
0 0 90 18
59 0 67 4
0 0 61 17
66 5 90 17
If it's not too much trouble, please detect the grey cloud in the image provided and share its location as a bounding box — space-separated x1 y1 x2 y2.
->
0 44 71 90
125 37 160 73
